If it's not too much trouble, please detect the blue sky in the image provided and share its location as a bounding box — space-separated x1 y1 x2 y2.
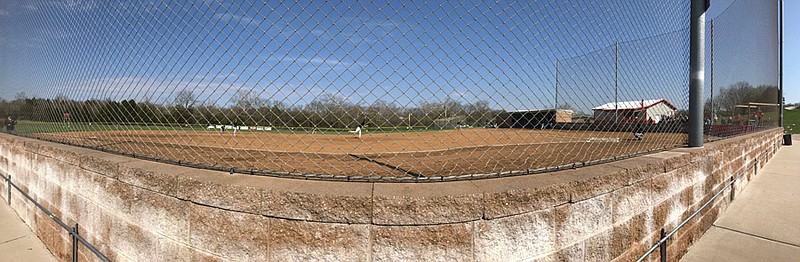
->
782 0 799 103
704 0 780 103
0 0 790 113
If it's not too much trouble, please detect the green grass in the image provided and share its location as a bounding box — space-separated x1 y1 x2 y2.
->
13 121 459 135
784 109 800 134
267 126 448 134
15 121 208 134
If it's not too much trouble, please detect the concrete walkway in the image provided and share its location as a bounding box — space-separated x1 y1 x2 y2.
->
0 200 58 262
682 137 800 262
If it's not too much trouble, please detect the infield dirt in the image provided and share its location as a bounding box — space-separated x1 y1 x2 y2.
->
34 128 687 177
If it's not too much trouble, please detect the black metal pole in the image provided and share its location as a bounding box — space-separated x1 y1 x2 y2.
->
779 0 784 127
72 223 79 262
710 20 714 123
555 60 559 110
689 0 708 147
615 42 619 124
660 228 668 262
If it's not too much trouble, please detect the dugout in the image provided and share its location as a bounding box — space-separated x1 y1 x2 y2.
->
495 109 573 129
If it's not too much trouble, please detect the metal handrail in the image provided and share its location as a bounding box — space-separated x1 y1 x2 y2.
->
636 148 770 262
2 173 111 262
0 140 776 262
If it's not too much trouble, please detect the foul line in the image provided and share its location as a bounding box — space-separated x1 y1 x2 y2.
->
41 133 643 157
216 139 618 156
358 138 631 156
347 154 425 178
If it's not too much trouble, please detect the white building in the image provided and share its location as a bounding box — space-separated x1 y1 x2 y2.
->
592 99 677 124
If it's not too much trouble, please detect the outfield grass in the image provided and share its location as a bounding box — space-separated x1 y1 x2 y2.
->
268 126 447 134
12 121 459 135
14 121 207 134
785 109 800 134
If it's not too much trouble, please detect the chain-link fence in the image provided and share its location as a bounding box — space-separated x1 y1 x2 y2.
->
704 0 780 140
0 0 779 181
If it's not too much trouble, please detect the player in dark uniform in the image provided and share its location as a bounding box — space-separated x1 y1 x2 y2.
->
633 123 645 140
4 116 16 134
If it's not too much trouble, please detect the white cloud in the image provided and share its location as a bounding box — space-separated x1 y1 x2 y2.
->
201 0 225 7
41 0 96 11
271 55 364 70
41 28 73 40
214 13 256 26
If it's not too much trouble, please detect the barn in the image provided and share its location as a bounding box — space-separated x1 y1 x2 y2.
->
592 99 677 124
496 109 574 129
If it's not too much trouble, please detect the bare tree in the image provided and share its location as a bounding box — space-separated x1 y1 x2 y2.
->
174 89 197 108
172 89 198 125
557 102 575 111
231 89 265 110
14 92 27 101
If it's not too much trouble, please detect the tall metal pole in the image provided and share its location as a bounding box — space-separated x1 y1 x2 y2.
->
779 0 784 127
615 42 619 124
689 0 708 147
555 60 559 109
710 20 714 124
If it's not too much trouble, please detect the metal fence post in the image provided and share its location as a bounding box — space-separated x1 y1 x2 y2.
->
72 223 79 262
709 20 714 123
779 0 784 128
660 228 668 262
554 60 559 110
755 158 759 174
689 0 708 147
615 41 619 124
6 174 10 205
730 176 735 201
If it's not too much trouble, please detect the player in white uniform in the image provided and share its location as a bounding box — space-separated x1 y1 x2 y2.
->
349 120 366 139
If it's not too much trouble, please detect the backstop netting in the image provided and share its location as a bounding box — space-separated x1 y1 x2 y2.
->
0 0 780 181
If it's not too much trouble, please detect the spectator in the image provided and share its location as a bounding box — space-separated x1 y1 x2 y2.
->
4 116 16 134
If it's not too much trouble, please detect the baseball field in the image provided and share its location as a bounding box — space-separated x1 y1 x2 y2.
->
32 128 687 178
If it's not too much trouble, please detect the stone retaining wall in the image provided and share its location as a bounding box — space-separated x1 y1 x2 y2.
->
0 128 783 261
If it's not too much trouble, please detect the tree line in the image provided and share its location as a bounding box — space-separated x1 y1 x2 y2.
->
0 91 498 129
704 82 780 124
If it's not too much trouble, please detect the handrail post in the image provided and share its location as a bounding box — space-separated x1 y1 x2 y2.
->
72 223 79 262
755 158 759 174
660 228 668 262
6 174 10 205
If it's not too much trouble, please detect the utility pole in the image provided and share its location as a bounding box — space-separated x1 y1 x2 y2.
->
689 0 709 147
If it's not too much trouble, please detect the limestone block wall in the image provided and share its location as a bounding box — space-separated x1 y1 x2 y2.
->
0 128 783 261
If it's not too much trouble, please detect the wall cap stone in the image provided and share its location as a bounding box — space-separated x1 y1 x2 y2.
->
0 128 783 225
